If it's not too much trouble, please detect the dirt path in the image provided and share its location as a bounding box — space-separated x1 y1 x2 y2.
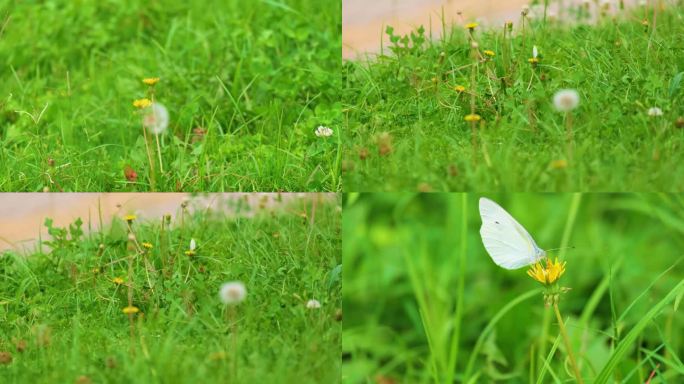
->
343 0 644 59
0 193 334 252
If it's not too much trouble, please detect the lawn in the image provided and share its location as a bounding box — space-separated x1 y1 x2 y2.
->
343 193 684 383
0 0 341 192
0 194 342 383
342 3 684 192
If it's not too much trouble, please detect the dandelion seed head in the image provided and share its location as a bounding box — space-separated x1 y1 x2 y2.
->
552 89 580 112
219 281 247 305
306 299 321 309
315 126 333 137
142 102 169 135
647 107 663 117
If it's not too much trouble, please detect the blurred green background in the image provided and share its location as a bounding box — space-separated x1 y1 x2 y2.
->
343 193 684 383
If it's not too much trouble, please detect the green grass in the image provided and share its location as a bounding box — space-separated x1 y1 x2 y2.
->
0 0 341 192
342 4 684 191
343 193 684 383
0 195 342 383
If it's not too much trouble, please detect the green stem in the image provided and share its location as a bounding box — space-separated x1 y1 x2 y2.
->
553 303 583 383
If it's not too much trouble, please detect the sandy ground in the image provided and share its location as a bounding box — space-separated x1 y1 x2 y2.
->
0 193 335 252
343 0 645 59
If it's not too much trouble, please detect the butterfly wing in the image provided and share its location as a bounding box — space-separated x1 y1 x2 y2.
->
479 197 545 269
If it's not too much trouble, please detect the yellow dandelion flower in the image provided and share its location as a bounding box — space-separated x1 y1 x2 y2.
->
122 306 139 314
185 250 196 256
550 159 568 169
141 242 153 249
132 98 152 109
112 277 124 285
465 22 478 31
528 57 540 64
483 50 495 57
454 85 466 93
123 214 136 222
464 114 481 122
142 77 160 86
527 258 566 285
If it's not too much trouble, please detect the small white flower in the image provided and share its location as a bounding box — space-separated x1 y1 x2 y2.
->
219 281 247 305
532 45 539 59
553 89 580 112
315 126 333 137
648 107 663 117
190 238 196 251
306 299 321 309
142 102 169 135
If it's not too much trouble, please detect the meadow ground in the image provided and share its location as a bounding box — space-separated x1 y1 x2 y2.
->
343 193 684 383
342 3 684 192
0 0 341 192
0 194 341 383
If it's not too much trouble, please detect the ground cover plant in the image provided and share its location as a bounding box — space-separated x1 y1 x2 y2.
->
342 2 684 191
0 194 342 383
0 0 341 192
343 193 684 383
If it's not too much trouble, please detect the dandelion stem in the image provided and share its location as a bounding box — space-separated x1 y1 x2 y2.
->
154 133 164 175
553 302 584 384
141 125 157 191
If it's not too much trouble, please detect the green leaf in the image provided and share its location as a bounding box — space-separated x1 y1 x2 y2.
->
594 278 684 384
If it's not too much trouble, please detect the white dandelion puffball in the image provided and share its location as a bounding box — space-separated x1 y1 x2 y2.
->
315 126 333 137
142 102 169 135
553 89 580 112
219 281 247 305
190 238 197 251
648 107 663 117
306 299 321 309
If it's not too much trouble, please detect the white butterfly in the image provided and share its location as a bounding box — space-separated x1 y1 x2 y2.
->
479 197 546 269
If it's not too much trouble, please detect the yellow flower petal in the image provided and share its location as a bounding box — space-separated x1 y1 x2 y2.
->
142 77 160 86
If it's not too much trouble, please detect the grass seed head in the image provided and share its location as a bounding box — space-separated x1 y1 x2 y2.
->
0 352 12 365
